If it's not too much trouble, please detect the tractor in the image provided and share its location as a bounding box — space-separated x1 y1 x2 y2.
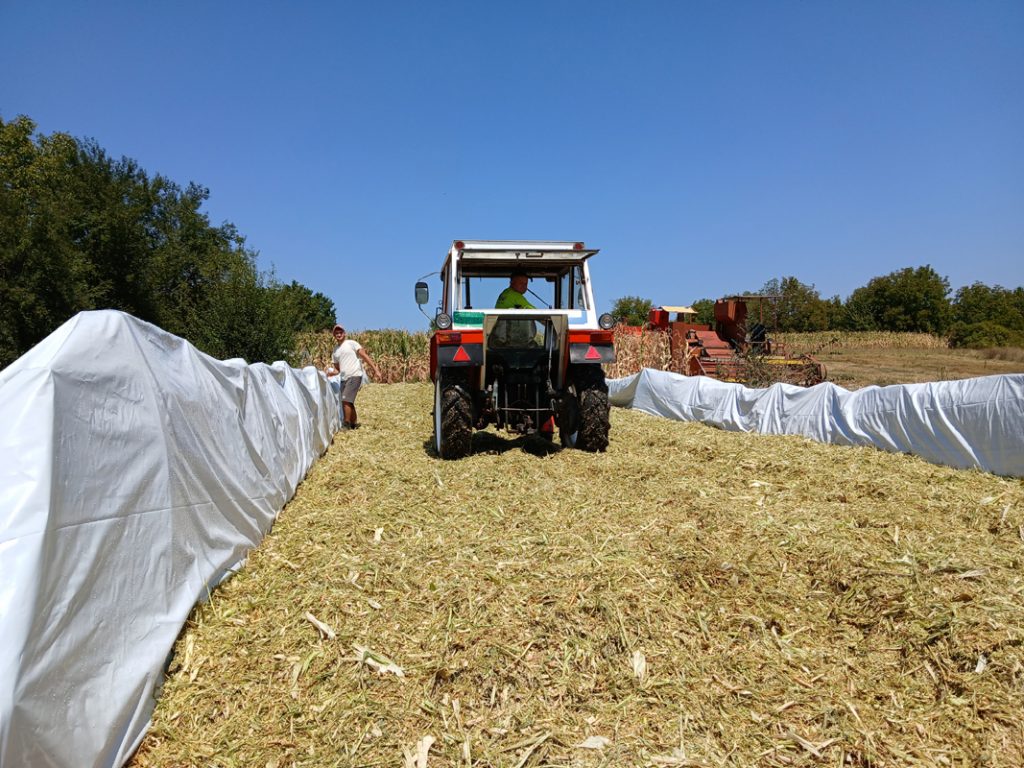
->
648 296 826 386
415 240 616 459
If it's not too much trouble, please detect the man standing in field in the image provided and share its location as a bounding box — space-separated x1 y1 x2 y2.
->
326 325 382 430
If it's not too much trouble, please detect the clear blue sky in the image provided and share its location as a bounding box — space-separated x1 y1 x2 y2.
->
3 1 1022 331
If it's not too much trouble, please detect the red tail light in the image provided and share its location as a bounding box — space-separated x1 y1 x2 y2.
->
454 241 465 250
568 330 614 345
573 242 584 250
436 331 462 345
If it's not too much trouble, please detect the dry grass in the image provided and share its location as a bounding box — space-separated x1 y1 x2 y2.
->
978 347 1024 363
814 349 1024 390
774 332 951 353
772 333 1024 389
132 383 1024 768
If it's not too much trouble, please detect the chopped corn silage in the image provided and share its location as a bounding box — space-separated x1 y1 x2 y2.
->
132 382 1024 768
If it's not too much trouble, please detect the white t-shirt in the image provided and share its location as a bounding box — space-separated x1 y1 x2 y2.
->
332 339 364 379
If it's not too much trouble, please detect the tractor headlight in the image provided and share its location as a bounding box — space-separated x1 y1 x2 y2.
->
435 312 453 330
598 312 616 330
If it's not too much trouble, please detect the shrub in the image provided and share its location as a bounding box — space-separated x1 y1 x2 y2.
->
948 321 1024 349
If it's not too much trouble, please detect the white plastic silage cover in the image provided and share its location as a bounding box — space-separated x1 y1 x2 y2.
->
0 310 340 768
608 368 1024 477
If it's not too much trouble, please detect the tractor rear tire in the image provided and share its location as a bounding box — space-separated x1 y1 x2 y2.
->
435 382 472 459
575 387 610 452
560 368 610 452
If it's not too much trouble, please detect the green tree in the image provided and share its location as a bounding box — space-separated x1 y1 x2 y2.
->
201 260 299 363
843 265 952 333
823 295 845 330
952 282 1024 331
948 321 1024 348
0 116 98 364
948 282 1024 348
610 295 654 326
0 114 333 367
276 280 337 332
757 276 829 331
691 298 715 326
144 180 248 352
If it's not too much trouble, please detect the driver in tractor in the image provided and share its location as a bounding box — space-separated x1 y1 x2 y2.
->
495 271 535 309
494 270 539 347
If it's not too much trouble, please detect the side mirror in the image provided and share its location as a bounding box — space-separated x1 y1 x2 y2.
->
415 281 429 306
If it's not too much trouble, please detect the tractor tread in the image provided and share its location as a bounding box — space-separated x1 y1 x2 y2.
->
439 386 472 459
575 387 610 452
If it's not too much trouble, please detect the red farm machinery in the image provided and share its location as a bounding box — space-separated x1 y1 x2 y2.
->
648 296 826 386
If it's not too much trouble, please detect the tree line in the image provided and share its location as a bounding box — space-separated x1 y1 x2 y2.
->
0 115 336 369
612 267 1024 348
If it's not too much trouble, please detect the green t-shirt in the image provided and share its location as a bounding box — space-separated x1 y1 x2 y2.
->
495 287 535 309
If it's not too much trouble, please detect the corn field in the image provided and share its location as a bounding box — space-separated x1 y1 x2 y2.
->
603 327 672 378
293 329 431 383
293 329 958 384
294 327 675 383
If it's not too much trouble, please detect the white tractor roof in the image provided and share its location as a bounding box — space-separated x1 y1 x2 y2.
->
451 240 598 265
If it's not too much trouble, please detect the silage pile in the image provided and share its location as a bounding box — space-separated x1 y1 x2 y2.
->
132 383 1024 768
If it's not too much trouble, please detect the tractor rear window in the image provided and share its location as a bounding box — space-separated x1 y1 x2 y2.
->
457 268 587 311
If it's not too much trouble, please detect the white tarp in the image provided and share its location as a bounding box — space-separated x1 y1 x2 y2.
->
609 368 1024 478
0 310 340 768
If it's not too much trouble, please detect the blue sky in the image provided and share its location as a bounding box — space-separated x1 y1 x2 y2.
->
3 1 1022 331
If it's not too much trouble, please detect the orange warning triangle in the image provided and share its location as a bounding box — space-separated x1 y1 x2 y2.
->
584 345 602 360
453 345 471 362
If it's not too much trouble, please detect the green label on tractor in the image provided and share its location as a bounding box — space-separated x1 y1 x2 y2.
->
453 311 484 327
